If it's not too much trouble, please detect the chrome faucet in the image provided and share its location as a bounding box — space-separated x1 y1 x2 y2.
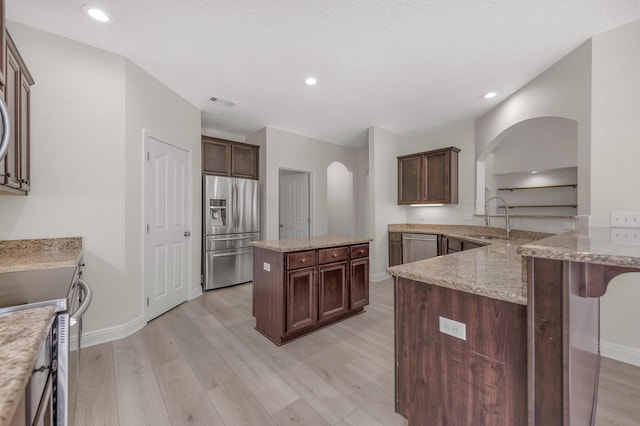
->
485 196 510 239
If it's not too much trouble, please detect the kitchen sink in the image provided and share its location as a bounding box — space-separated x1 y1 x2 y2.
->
467 234 505 240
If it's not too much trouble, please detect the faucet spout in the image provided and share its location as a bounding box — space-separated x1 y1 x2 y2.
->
485 196 510 239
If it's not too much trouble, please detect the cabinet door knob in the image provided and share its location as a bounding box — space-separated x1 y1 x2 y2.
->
301 259 306 263
333 253 337 257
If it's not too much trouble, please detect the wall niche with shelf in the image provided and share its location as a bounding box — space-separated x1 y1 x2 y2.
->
481 117 579 218
491 167 578 216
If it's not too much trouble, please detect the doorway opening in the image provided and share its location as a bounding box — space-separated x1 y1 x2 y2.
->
279 169 311 239
327 161 354 236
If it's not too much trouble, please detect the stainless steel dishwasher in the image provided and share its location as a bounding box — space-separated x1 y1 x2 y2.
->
402 233 438 263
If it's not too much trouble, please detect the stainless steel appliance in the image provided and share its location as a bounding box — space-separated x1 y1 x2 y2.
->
0 264 92 425
203 175 260 290
402 233 439 263
0 96 11 161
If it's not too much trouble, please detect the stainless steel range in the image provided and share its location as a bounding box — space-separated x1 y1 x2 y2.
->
0 264 92 425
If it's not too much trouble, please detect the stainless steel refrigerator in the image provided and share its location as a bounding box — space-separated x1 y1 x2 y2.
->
202 175 260 290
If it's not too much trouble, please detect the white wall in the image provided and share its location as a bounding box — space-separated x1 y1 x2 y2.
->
124 61 202 323
368 127 406 280
1 23 128 333
475 41 592 217
491 117 578 174
1 23 201 345
591 18 640 365
403 122 476 225
327 162 354 236
252 127 365 242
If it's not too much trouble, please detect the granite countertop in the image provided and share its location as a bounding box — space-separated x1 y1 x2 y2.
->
250 235 372 252
0 237 83 425
386 224 553 305
0 306 56 426
517 226 640 268
0 237 83 273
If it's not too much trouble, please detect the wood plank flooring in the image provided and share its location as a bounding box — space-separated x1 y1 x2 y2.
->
76 279 640 425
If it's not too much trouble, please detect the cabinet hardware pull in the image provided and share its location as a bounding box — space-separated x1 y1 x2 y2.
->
333 253 337 257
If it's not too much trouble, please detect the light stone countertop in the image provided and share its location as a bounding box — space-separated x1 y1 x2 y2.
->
0 306 56 426
517 226 640 268
0 237 83 273
250 235 372 252
386 224 553 305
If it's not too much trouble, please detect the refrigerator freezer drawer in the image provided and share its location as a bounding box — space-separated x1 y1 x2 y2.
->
203 248 254 290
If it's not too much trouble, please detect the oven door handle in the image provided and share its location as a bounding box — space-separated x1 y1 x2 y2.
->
71 279 92 326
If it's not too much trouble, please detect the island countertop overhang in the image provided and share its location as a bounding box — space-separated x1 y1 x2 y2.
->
250 235 372 252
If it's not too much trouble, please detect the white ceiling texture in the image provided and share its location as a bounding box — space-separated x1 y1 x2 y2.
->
6 0 640 147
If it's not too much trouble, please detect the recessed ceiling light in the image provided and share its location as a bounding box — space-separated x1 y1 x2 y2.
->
305 77 318 86
82 5 111 23
531 170 539 174
481 92 497 100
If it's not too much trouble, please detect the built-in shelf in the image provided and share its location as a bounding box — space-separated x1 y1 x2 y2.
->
498 204 577 209
497 184 577 191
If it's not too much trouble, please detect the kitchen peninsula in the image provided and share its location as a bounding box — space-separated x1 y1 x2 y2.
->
251 235 370 345
387 225 640 425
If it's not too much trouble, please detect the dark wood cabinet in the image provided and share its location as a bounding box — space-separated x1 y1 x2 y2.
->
202 136 259 180
286 266 317 332
444 236 485 254
253 242 369 345
318 261 349 322
389 232 403 266
397 146 460 205
395 277 527 425
1 32 34 195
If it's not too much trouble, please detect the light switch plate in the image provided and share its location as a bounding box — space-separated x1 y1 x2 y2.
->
263 262 271 272
439 316 466 340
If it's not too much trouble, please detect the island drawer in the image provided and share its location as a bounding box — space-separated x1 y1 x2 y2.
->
350 244 369 259
287 250 317 269
318 246 350 264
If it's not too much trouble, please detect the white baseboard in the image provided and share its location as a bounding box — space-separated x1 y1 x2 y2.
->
601 340 640 367
190 285 203 300
370 272 391 282
80 315 146 349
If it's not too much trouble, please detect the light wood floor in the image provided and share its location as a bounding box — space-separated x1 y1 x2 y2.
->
76 279 640 426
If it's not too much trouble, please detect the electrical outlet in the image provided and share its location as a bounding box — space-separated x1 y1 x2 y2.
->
263 262 271 272
439 316 466 340
610 228 640 242
611 211 640 228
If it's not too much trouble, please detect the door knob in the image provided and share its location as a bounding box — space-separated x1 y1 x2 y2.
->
279 224 283 228
184 231 191 237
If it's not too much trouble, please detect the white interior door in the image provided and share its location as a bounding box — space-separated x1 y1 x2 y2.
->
279 171 310 239
145 133 191 321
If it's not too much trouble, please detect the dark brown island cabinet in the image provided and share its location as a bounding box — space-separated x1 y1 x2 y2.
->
397 146 460 205
388 232 403 266
201 135 259 180
395 278 527 425
253 242 369 345
1 30 34 195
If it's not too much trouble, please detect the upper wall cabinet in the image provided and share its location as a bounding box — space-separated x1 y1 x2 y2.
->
397 146 460 205
202 136 259 180
1 32 34 195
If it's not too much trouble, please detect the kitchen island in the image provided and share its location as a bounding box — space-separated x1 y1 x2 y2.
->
251 235 371 345
388 225 640 425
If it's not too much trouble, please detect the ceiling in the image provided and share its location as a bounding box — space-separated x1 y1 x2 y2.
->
6 1 640 147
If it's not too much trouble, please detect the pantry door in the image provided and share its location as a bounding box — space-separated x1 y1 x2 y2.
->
279 170 311 239
145 132 192 321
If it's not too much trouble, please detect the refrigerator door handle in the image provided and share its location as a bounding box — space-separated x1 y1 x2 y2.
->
209 247 253 257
